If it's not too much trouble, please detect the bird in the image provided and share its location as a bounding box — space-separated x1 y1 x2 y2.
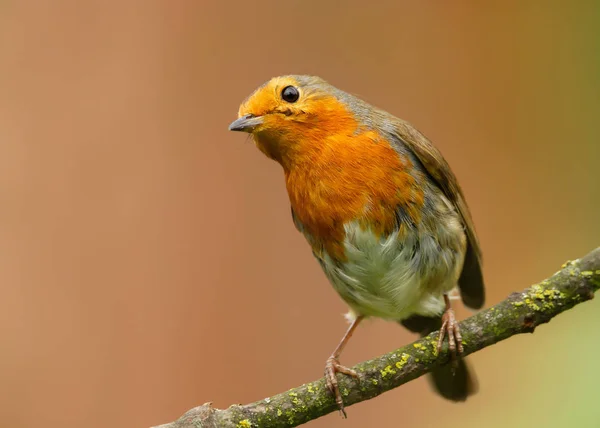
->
228 75 485 416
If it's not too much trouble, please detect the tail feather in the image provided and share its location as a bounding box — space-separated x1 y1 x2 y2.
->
458 242 485 310
400 315 478 401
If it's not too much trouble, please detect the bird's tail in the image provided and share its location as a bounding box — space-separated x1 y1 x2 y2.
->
400 315 478 401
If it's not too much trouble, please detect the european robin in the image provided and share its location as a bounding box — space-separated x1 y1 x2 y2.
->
229 75 485 416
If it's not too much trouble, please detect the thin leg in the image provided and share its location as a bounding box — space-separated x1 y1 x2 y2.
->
437 294 464 368
325 315 363 418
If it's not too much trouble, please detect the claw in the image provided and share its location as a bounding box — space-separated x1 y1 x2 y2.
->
437 307 464 371
325 356 358 418
323 315 363 417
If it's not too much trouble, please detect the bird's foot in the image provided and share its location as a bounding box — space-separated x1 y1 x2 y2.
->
437 307 463 370
325 356 358 418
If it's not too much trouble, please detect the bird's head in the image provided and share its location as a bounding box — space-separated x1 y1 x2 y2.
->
229 75 363 170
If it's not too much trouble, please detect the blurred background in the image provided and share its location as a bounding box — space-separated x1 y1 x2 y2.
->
1 1 599 427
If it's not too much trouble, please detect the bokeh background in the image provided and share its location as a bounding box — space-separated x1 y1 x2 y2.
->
1 1 599 427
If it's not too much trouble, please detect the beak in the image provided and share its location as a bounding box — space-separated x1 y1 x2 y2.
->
228 114 263 133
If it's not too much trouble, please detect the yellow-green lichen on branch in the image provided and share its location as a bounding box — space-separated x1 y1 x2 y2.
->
380 365 396 378
395 353 410 370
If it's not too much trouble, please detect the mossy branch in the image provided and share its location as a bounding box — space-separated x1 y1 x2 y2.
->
153 248 600 428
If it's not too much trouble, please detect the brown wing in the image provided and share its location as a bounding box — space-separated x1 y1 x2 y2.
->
389 118 485 309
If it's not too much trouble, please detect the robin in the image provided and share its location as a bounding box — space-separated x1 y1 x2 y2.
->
228 75 485 416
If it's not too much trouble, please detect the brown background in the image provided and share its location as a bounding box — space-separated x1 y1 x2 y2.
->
1 2 599 427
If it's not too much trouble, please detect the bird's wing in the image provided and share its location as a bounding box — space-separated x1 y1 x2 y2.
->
388 117 485 309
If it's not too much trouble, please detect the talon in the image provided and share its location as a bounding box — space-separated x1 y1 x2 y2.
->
437 319 448 354
453 321 464 354
437 299 464 372
325 356 357 418
336 364 359 378
323 315 363 417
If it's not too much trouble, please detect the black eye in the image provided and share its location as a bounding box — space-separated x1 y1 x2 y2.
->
281 86 299 103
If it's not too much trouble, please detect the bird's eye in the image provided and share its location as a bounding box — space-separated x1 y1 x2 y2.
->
281 86 299 103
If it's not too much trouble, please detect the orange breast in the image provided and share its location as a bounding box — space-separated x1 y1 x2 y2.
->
285 128 425 262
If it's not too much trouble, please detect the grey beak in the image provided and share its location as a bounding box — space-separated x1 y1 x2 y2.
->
228 114 263 132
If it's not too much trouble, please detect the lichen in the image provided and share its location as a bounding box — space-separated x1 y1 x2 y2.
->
521 285 566 312
429 339 438 355
395 353 410 370
484 321 510 338
285 409 294 425
237 419 252 428
380 365 397 378
524 298 540 311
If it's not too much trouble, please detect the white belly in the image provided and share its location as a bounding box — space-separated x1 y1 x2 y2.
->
316 220 465 321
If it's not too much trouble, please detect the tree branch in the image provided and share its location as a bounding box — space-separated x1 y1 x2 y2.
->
154 247 600 428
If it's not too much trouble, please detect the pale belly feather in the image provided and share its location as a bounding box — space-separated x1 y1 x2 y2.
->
316 214 466 322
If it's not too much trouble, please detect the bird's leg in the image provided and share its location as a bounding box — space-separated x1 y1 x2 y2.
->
325 315 363 418
437 294 464 368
